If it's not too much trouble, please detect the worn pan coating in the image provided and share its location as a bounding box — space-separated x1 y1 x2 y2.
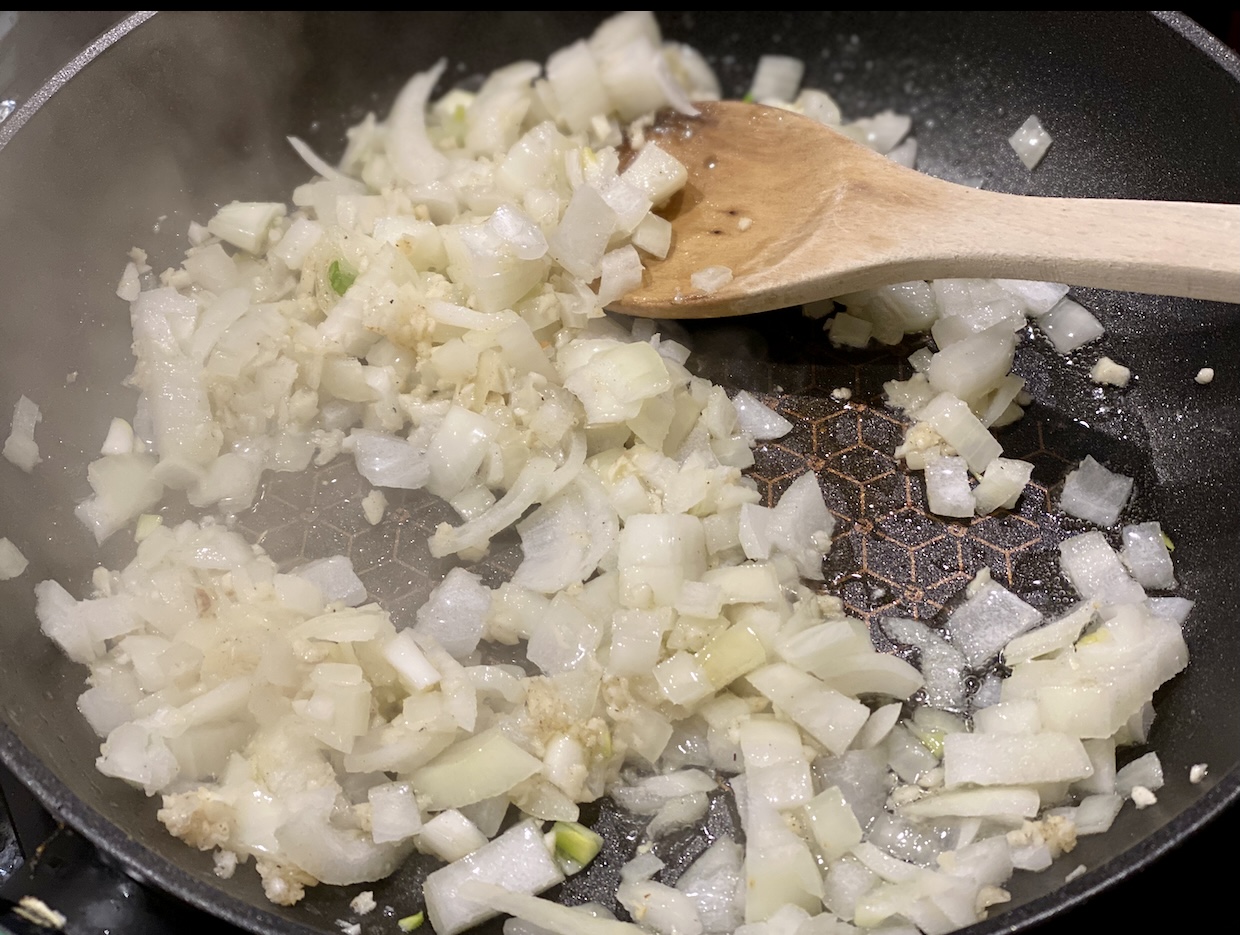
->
1 11 1238 935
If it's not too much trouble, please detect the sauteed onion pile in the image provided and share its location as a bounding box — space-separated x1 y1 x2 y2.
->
24 12 1191 935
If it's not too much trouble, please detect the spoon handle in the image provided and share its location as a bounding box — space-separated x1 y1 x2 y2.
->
928 188 1240 303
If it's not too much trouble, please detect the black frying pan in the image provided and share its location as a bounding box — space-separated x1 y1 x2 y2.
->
1 11 1238 935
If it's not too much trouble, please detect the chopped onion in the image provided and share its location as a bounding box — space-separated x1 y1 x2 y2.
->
1008 115 1053 170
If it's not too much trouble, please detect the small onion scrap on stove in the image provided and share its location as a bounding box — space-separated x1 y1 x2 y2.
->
32 11 1192 935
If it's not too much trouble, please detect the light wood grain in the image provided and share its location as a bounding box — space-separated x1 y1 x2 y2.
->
612 101 1240 319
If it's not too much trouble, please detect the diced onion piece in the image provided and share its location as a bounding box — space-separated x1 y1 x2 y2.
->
972 457 1033 514
1115 751 1164 797
1121 522 1175 590
840 110 912 155
424 820 566 935
553 820 603 867
413 566 490 659
748 55 805 103
383 630 442 690
0 538 28 580
3 394 42 472
291 555 367 608
1058 532 1146 606
690 266 733 295
900 786 1041 821
923 455 975 518
1038 298 1104 354
621 142 688 207
596 246 645 307
631 213 672 258
1009 115 1053 170
548 185 616 282
803 786 864 862
731 390 791 440
927 326 1016 405
461 882 640 935
418 810 488 861
917 393 1002 473
410 728 543 811
948 579 1042 668
388 60 450 185
1061 456 1132 527
369 782 424 844
828 313 873 348
206 201 286 254
994 279 1069 316
675 836 744 933
746 664 870 756
1002 602 1096 666
943 732 1094 787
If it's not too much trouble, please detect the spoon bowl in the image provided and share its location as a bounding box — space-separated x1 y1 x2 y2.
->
613 100 1240 318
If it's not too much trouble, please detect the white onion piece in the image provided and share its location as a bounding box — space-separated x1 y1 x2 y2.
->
1009 115 1053 170
618 879 704 935
610 770 717 815
943 732 1094 787
2 394 41 472
514 474 618 593
548 184 616 282
923 455 975 518
651 48 700 116
927 326 1016 405
883 617 967 710
286 136 362 188
1002 602 1096 666
917 393 1002 474
841 110 912 155
886 136 918 168
291 556 367 608
429 457 556 558
690 266 733 295
731 391 792 441
424 822 567 935
596 245 645 307
1115 751 1164 797
464 883 641 935
1037 298 1105 353
206 201 286 254
766 471 834 579
676 836 744 934
417 809 488 861
947 579 1042 668
1121 522 1175 589
368 782 423 844
621 143 688 206
1060 456 1132 527
1067 793 1123 835
0 538 28 580
1058 532 1145 606
972 458 1033 514
413 567 491 659
382 630 441 690
388 59 450 186
994 279 1069 316
74 453 165 544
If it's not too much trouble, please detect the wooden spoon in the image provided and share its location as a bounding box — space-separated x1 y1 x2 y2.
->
612 101 1240 319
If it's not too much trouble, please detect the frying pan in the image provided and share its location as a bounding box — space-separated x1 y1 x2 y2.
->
1 11 1238 935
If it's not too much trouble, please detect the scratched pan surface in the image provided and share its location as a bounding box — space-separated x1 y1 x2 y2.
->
0 11 1238 935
